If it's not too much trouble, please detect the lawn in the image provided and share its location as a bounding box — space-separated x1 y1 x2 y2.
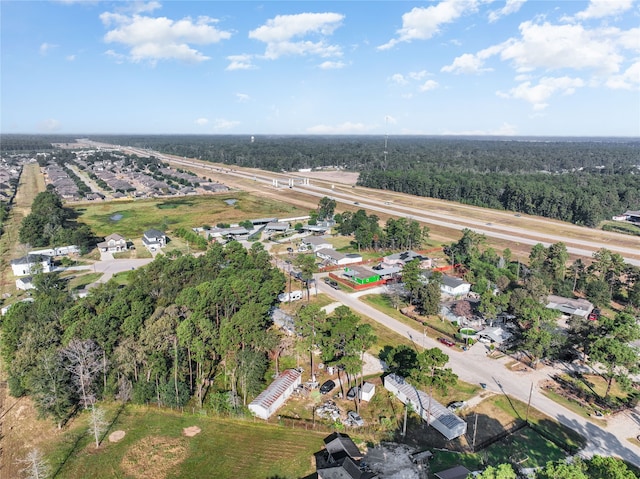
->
73 193 308 238
48 404 326 479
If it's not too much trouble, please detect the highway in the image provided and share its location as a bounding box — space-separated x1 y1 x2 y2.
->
131 147 640 266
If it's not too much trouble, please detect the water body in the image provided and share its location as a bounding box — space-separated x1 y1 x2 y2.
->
110 213 123 221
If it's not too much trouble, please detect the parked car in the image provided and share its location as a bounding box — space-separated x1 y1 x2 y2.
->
438 337 455 347
347 411 364 427
319 380 336 394
346 386 360 400
447 401 466 412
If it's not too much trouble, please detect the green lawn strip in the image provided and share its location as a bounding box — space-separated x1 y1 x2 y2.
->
67 272 103 291
49 404 326 479
488 395 586 451
360 294 460 342
429 451 483 474
541 389 607 426
483 427 567 469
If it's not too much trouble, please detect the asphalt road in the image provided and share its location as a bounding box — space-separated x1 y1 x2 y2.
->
314 276 640 466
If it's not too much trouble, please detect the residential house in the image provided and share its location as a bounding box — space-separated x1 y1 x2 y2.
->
15 276 35 291
359 382 375 402
97 233 128 253
142 229 167 251
384 373 467 441
316 432 377 479
434 465 473 479
301 236 333 252
343 266 381 285
546 295 594 319
248 369 302 420
424 272 471 297
383 250 432 269
10 254 53 277
264 221 290 233
316 248 362 266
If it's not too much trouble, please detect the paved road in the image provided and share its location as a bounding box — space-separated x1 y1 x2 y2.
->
314 275 640 466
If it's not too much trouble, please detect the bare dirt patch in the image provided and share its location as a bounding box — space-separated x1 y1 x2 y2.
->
120 436 187 479
302 171 360 185
109 430 126 442
182 425 201 437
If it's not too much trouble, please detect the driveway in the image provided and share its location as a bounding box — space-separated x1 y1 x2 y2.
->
314 277 640 466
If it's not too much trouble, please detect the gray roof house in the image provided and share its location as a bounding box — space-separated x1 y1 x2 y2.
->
316 248 362 266
316 433 377 479
546 295 593 318
302 236 333 252
383 250 432 269
142 229 167 250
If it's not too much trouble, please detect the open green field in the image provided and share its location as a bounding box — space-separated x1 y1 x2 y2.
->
73 193 309 238
49 404 326 479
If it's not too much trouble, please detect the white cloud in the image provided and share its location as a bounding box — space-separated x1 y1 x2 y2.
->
235 93 250 102
385 115 398 125
318 60 345 69
606 61 640 90
419 80 439 91
212 118 240 130
574 0 634 20
488 0 526 23
66 54 76 61
306 122 371 134
390 73 408 85
441 52 493 74
226 54 256 71
408 70 429 80
499 21 624 74
100 9 232 64
38 118 62 132
39 42 58 55
194 117 209 125
378 0 481 50
497 76 585 110
105 49 126 63
249 12 344 60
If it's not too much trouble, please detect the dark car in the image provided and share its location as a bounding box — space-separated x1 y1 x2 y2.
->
324 277 340 289
346 386 360 400
319 380 336 394
438 337 455 347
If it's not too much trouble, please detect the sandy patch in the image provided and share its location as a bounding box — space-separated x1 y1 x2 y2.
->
121 436 187 479
109 430 126 442
182 426 201 437
302 171 360 185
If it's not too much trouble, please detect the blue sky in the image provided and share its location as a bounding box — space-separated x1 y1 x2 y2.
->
1 0 639 136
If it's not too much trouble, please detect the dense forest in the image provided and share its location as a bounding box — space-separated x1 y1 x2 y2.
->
2 134 639 226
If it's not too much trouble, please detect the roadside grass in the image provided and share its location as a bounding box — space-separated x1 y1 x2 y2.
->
67 272 103 291
48 404 326 479
541 389 607 426
73 193 308 238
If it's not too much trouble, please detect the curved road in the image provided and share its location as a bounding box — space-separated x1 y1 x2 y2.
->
314 277 640 466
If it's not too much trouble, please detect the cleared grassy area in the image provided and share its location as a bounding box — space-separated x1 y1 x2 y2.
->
542 389 608 426
48 404 326 479
67 272 103 291
73 193 308 238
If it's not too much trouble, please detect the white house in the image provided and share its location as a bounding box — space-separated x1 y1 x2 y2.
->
384 373 467 441
142 229 167 251
97 233 128 253
15 276 35 290
10 254 53 277
440 275 471 297
316 248 362 266
301 236 333 252
248 369 302 420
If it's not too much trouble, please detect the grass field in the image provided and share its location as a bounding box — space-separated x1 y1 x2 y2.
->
49 404 326 479
73 193 309 238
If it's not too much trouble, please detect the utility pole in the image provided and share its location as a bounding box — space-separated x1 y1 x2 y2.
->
526 382 533 424
472 413 478 450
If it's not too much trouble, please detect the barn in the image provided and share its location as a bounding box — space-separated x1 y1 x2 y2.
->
248 369 302 420
384 373 467 441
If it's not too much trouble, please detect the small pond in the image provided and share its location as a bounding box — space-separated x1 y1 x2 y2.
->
110 213 123 221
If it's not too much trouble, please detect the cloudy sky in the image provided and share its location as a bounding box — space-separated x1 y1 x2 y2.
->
1 0 639 136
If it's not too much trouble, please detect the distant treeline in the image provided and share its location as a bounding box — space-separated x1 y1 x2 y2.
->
4 134 639 226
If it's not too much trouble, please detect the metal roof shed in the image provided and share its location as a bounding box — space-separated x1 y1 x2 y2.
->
384 373 467 441
249 369 302 420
